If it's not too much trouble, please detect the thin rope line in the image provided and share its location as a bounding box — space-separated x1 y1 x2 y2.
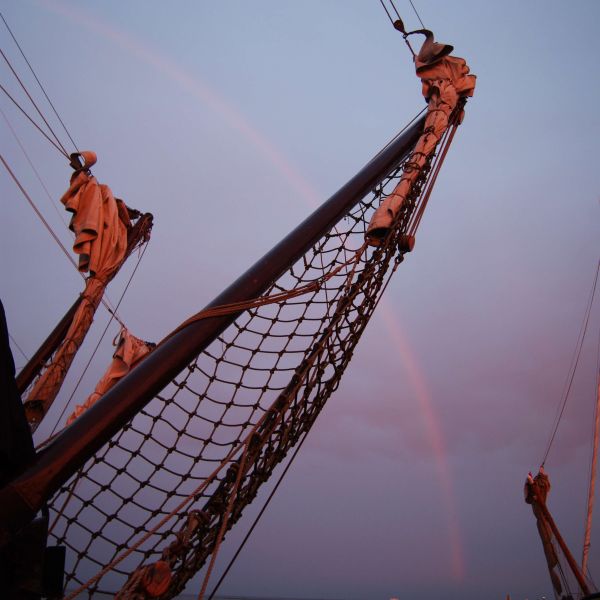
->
0 82 69 157
1 106 69 227
1 11 80 152
198 444 248 599
1 151 126 326
0 47 70 156
408 0 425 28
207 428 311 600
388 0 402 19
542 259 600 466
8 332 29 361
47 243 150 437
1 152 78 268
378 0 395 25
581 312 600 573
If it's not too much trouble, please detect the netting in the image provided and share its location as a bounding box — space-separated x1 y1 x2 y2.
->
47 117 455 598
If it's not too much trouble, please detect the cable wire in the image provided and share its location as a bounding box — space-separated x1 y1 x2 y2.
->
408 0 425 28
0 151 126 326
0 82 69 157
47 242 149 437
1 106 69 227
1 151 78 269
388 0 402 19
8 332 29 361
378 0 395 25
207 428 311 600
1 11 79 153
0 47 70 157
542 259 600 466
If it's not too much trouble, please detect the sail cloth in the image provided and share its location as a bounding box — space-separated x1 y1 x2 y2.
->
62 155 130 276
366 30 476 244
24 152 133 429
66 328 154 425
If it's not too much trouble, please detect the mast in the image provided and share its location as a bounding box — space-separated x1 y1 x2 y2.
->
525 469 591 597
582 376 600 575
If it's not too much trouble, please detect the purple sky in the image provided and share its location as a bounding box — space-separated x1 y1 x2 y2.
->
1 1 599 599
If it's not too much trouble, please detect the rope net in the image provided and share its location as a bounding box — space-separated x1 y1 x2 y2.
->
47 118 456 598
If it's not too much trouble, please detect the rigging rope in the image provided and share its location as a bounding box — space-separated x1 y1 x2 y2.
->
582 323 600 575
8 331 29 361
1 11 80 153
0 152 80 270
408 0 426 28
46 242 151 439
0 47 70 157
0 151 130 329
378 0 425 31
541 258 600 466
1 106 69 227
206 427 310 600
378 0 395 25
0 82 69 157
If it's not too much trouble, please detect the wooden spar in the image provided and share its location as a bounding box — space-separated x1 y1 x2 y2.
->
15 297 82 393
582 377 600 575
22 212 153 429
532 488 591 596
537 498 590 595
18 214 154 395
0 115 425 541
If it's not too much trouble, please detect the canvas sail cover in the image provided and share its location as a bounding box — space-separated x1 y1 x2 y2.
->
24 153 132 428
366 30 476 244
62 164 129 276
66 328 154 425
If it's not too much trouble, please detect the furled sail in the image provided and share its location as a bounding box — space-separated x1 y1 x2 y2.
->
366 29 475 244
66 328 155 425
22 151 149 429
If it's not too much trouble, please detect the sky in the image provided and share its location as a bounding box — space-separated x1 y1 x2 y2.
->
1 1 600 599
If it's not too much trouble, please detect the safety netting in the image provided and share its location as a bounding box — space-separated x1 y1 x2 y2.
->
46 114 458 599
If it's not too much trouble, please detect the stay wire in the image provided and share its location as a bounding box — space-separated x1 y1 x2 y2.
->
582 320 600 572
408 0 426 28
0 151 126 326
8 332 29 361
1 152 78 269
542 258 600 466
1 11 79 153
378 0 395 25
0 82 69 157
47 242 150 438
207 428 311 600
1 106 69 227
388 0 402 19
0 46 70 157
